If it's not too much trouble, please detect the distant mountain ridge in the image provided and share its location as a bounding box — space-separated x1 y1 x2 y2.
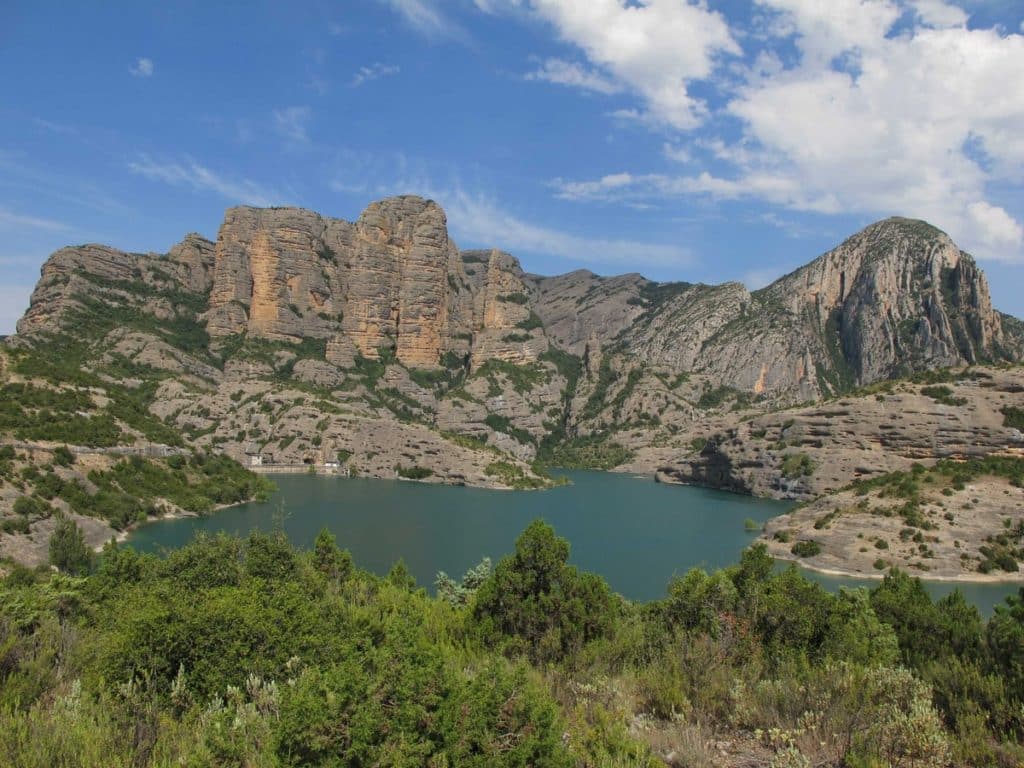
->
17 198 1021 395
8 195 1022 488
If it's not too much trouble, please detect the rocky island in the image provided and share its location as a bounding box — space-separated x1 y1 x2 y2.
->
2 196 1022 579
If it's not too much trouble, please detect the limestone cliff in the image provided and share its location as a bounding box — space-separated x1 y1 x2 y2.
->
205 197 473 368
10 197 1022 494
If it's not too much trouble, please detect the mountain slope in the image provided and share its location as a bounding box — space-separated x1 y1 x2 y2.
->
6 197 1021 490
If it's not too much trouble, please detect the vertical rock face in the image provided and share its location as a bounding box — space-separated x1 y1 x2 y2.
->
204 197 466 368
763 217 1006 386
206 207 339 341
14 200 1020 408
343 196 456 367
470 250 549 370
167 234 216 294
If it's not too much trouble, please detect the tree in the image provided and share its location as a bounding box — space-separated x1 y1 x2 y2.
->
48 512 92 575
821 587 899 667
436 557 491 607
472 520 617 663
387 558 417 591
986 588 1024 705
244 530 297 581
312 528 353 582
664 567 738 635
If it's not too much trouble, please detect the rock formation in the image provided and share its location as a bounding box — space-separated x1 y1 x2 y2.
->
10 196 1022 498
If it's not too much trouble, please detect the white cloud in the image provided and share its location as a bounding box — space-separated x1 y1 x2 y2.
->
441 187 691 268
549 4 1024 262
129 57 154 77
911 0 968 28
520 0 740 129
524 57 621 94
379 0 466 40
351 63 401 87
0 285 34 336
273 106 312 143
127 155 281 207
0 207 68 231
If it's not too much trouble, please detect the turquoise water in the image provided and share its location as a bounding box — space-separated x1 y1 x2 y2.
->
125 471 1020 615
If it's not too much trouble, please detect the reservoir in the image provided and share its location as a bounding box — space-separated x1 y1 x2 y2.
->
125 470 1020 615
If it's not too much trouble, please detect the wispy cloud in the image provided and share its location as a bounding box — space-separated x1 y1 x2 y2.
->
442 188 692 269
129 57 154 77
273 106 312 143
379 0 467 41
524 57 621 95
351 63 400 87
379 178 692 269
127 155 280 207
32 118 78 135
0 207 68 232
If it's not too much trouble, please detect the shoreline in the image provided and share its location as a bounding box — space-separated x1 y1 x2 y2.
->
104 468 1023 589
93 498 254 553
770 550 1024 585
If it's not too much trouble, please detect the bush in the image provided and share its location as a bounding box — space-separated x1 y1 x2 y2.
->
791 540 821 558
473 520 617 663
396 464 433 480
48 513 92 575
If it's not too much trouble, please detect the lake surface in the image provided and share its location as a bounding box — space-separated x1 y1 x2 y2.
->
126 471 1020 615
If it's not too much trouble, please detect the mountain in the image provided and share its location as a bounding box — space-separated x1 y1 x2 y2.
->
9 196 1021 483
3 194 1024 576
8 199 1024 475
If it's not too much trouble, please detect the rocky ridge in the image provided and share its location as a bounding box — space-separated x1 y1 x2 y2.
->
5 196 1024 576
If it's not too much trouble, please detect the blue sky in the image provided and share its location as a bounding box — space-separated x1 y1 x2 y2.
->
2 0 1023 334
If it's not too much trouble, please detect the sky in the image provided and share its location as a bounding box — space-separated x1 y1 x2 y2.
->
2 0 1023 334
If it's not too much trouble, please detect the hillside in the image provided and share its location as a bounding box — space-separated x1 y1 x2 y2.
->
3 195 1023 573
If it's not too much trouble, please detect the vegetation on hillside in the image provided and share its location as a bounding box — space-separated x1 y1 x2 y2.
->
0 522 1021 766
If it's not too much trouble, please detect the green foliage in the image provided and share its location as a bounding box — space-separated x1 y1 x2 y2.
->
697 384 752 410
484 413 535 445
790 540 821 557
2 523 1023 766
1001 405 1024 430
483 461 548 489
496 292 529 305
48 513 92 575
472 359 548 396
51 445 74 467
396 464 433 480
473 520 618 663
535 432 632 470
312 528 354 582
436 557 492 607
516 310 544 330
780 452 815 479
921 384 968 406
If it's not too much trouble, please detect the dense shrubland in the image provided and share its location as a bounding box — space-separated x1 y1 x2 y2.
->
0 521 1022 767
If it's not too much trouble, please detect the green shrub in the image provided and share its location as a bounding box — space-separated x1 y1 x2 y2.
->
791 540 821 558
396 464 433 480
473 520 617 663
